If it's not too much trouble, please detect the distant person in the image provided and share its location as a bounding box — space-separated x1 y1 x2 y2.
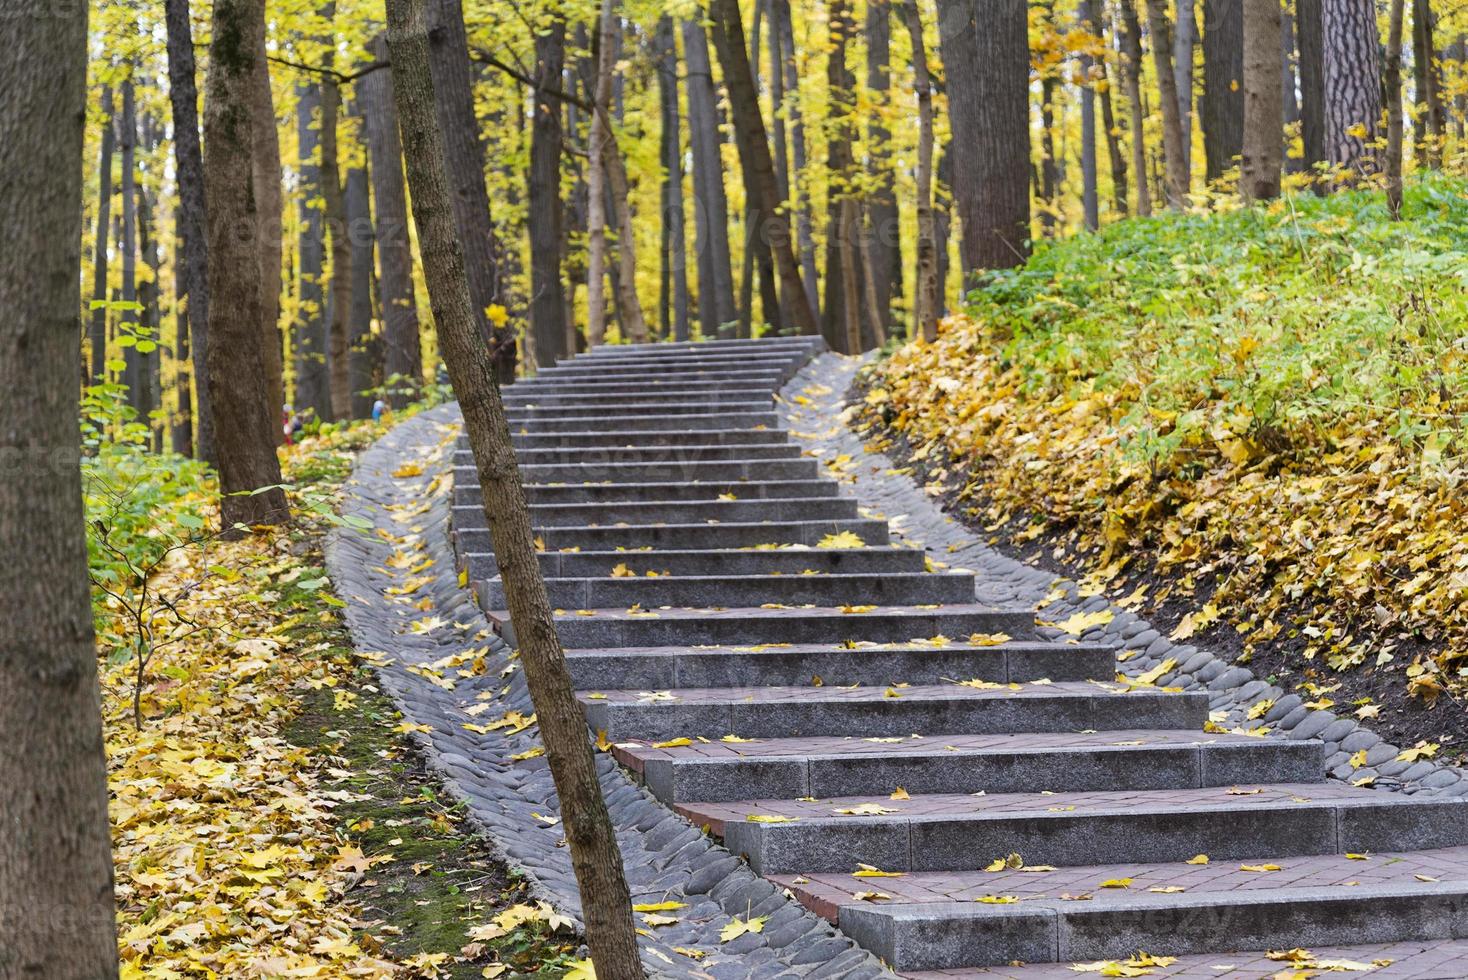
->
371 398 386 423
282 404 294 446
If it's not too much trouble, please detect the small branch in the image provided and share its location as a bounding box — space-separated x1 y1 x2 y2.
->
470 48 594 112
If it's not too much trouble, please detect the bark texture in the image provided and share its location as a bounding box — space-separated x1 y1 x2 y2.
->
655 16 690 342
682 17 737 336
346 166 379 417
384 4 642 975
1296 0 1328 170
865 0 899 336
1120 0 1154 215
322 79 353 421
1240 0 1284 199
0 4 119 974
1322 0 1382 177
898 0 939 342
89 85 115 385
202 0 290 528
821 0 859 348
1145 0 1191 205
1385 0 1406 216
529 21 570 362
1201 0 1244 181
936 0 1032 271
295 81 332 420
248 0 284 432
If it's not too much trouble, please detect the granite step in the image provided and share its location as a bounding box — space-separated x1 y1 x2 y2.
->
478 569 976 609
789 845 1468 970
516 478 838 504
502 390 776 409
463 447 808 470
508 430 793 450
453 518 889 555
562 638 1114 690
538 353 805 372
504 400 775 419
459 544 924 581
527 367 791 385
612 730 1323 804
506 379 786 397
531 603 1032 652
455 495 860 526
579 680 1204 743
699 781 1468 876
577 336 825 357
506 411 782 433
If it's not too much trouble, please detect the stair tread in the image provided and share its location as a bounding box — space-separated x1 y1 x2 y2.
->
563 638 1107 656
579 679 1160 704
545 602 1011 622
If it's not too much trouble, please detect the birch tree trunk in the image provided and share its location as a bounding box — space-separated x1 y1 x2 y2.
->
384 4 642 975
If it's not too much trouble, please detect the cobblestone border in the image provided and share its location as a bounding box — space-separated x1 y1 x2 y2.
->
780 352 1468 800
325 403 891 980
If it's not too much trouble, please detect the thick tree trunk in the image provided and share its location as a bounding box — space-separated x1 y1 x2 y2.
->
528 21 570 363
1 7 119 976
1094 0 1130 215
821 0 859 350
248 0 284 436
346 166 379 417
655 16 690 342
202 0 290 528
1175 0 1197 175
1120 0 1154 216
1145 0 1191 205
1385 0 1406 216
936 0 1032 271
683 17 738 336
119 78 142 413
708 0 819 337
1241 0 1284 199
1079 0 1100 230
89 85 115 385
1296 0 1328 172
295 81 331 421
427 0 515 380
384 4 642 975
898 0 939 342
1201 0 1244 181
360 36 423 400
865 0 899 337
1322 0 1382 178
322 78 352 421
772 0 820 321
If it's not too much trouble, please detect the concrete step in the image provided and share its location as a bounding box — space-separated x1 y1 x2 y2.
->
538 353 805 373
459 545 924 582
579 680 1203 743
503 389 774 409
527 367 790 385
697 781 1468 876
479 570 976 609
455 495 860 526
463 447 807 469
506 458 823 484
534 603 1031 652
790 845 1468 970
508 431 792 451
563 638 1114 690
507 411 782 433
613 729 1322 804
576 336 824 357
454 518 890 555
502 379 781 397
505 400 775 419
518 478 837 504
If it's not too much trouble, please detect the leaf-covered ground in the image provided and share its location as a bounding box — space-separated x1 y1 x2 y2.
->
860 178 1468 759
94 421 580 978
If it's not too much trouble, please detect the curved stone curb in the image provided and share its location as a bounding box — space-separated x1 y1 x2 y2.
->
325 403 891 980
779 352 1468 800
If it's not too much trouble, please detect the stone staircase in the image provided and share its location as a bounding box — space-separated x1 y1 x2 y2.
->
451 337 1468 977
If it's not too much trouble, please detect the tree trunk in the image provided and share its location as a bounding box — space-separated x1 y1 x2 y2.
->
898 0 939 342
1322 0 1382 178
708 0 820 337
585 19 610 346
322 78 352 421
598 127 650 342
1120 0 1155 215
821 0 859 349
1094 0 1130 215
1241 0 1284 199
172 207 195 455
728 9 781 339
1 7 119 976
1385 0 1406 216
384 4 643 976
427 0 516 380
137 136 163 444
866 0 899 337
682 17 738 336
1296 0 1328 172
1079 0 1100 230
1175 0 1197 175
1144 0 1191 205
89 85 115 385
771 0 819 321
295 81 331 421
1411 0 1444 168
360 35 423 400
655 16 690 342
528 21 570 363
249 0 284 436
119 77 142 413
1283 6 1303 172
936 0 1032 271
1201 0 1244 181
1039 70 1061 236
202 0 290 528
347 166 378 417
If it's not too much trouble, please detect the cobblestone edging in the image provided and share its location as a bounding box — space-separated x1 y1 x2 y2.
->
325 403 890 980
781 352 1468 801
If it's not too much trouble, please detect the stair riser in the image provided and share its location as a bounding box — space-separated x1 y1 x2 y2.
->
721 798 1468 875
566 643 1112 689
453 518 887 555
528 369 789 384
508 431 790 450
461 546 922 581
517 480 838 504
505 381 778 397
586 690 1204 742
504 461 823 483
503 392 773 410
505 401 775 419
455 498 861 527
838 887 1468 971
460 446 807 467
479 571 975 609
535 355 803 372
639 740 1324 804
508 413 782 433
577 337 824 356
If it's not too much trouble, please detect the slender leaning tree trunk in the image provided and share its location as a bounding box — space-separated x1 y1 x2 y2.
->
119 78 142 411
0 5 120 976
1120 0 1154 216
1094 0 1130 214
865 0 899 337
384 3 642 975
249 0 285 432
821 0 858 349
1144 0 1191 206
1385 0 1406 216
89 85 115 385
936 0 1032 271
1241 0 1283 199
1079 0 1101 230
322 78 353 420
202 0 290 528
682 17 738 336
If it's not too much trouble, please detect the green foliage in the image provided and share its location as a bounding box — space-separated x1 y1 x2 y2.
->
962 176 1468 477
